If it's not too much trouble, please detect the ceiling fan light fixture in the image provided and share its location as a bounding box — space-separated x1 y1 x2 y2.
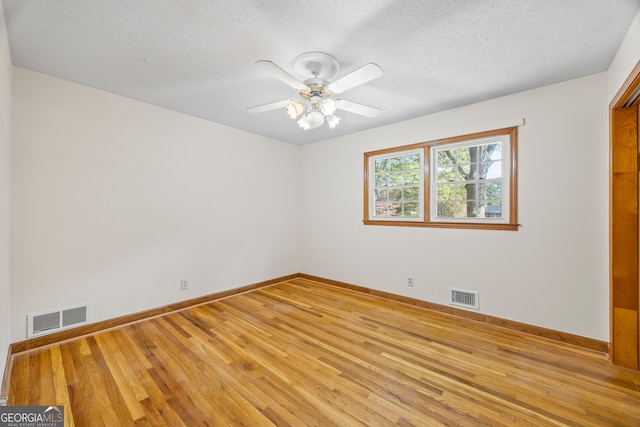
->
306 111 325 129
286 102 304 120
326 114 341 129
248 52 384 133
297 115 311 130
320 99 336 116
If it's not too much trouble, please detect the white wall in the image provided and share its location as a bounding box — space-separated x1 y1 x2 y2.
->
8 10 640 351
0 3 12 383
608 10 640 102
301 73 609 341
10 68 301 341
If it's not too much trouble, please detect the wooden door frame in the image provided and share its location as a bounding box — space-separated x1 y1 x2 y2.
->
610 60 640 369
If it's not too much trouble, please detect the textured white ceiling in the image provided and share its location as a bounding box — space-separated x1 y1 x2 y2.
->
3 0 639 145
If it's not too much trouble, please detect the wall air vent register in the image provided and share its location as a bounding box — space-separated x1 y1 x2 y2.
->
449 288 479 310
27 304 90 337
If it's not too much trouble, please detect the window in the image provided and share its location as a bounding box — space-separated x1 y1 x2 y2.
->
431 136 509 223
369 149 423 220
364 127 518 231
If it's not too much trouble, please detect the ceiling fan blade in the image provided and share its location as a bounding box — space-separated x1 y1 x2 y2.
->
247 99 297 113
327 63 383 94
335 99 381 118
256 60 308 91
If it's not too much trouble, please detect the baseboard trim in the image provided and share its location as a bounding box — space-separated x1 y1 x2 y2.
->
298 273 609 354
10 273 299 355
8 272 609 356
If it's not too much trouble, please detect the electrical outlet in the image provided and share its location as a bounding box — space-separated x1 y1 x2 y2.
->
407 276 414 287
180 280 189 290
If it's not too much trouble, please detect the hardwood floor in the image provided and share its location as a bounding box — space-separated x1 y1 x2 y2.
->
6 278 640 426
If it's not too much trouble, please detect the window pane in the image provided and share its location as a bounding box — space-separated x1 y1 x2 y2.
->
470 164 482 180
482 144 495 159
389 169 403 185
374 188 388 202
481 182 502 199
487 143 502 159
477 144 491 159
484 200 502 218
404 186 419 201
389 157 403 170
484 160 502 179
457 200 476 218
375 202 389 216
404 154 420 169
404 202 419 217
438 150 455 166
459 164 471 180
458 147 472 163
456 183 469 201
375 158 388 171
405 168 420 184
375 172 388 186
388 188 402 201
437 166 455 182
437 184 455 200
389 202 403 216
436 201 454 218
478 144 499 162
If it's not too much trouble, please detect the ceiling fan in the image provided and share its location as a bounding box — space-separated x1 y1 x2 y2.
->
247 52 383 130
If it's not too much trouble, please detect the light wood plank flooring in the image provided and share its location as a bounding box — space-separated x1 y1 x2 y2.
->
7 278 640 426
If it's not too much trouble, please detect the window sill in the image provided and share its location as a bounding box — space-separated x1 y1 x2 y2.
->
362 219 519 231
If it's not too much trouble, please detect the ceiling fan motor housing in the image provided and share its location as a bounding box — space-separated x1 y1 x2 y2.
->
292 52 340 80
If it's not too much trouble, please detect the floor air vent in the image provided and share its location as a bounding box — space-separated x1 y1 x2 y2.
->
27 304 89 337
449 288 479 310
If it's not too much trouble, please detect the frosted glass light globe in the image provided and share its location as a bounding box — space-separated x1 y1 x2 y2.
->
306 111 325 129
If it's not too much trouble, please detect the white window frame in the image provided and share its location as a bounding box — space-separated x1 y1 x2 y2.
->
430 134 510 224
368 148 424 221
